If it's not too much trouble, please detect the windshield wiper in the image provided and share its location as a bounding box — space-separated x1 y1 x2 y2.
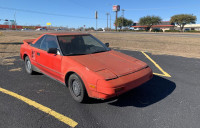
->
91 50 107 54
66 53 87 56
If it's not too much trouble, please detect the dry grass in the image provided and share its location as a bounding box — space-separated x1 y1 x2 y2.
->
0 31 199 65
92 33 200 58
0 31 44 65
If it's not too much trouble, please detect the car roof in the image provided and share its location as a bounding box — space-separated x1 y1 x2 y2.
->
44 33 90 36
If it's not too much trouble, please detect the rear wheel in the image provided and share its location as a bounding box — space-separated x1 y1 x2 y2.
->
25 56 34 75
68 73 88 103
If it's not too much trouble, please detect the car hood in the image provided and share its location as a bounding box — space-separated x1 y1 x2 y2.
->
69 50 148 79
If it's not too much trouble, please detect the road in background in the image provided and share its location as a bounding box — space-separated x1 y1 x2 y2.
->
0 50 200 128
91 31 200 38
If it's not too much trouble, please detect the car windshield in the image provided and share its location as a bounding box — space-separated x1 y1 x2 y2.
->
57 35 110 56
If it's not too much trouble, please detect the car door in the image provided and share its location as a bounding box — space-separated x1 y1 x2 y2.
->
36 35 63 81
31 35 45 67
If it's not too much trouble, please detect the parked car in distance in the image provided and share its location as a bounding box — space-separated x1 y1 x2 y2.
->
55 28 62 31
21 28 29 31
35 28 42 31
20 33 153 102
35 28 47 31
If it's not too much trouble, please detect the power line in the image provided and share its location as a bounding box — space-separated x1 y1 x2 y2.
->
0 6 93 19
0 6 114 21
68 0 95 12
65 1 114 23
69 0 112 15
125 7 177 11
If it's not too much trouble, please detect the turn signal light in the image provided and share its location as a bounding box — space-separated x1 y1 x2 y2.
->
89 84 96 89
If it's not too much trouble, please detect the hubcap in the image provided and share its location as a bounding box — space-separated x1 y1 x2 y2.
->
72 80 81 97
26 60 31 72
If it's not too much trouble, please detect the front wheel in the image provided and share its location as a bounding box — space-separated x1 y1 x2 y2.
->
24 56 34 75
68 73 88 103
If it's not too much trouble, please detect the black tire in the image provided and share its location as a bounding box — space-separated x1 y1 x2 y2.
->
68 73 88 103
24 56 34 75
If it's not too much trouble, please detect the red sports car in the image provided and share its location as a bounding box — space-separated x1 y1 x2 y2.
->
20 33 153 102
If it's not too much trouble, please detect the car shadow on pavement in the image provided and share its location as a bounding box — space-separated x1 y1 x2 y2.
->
108 75 176 107
87 75 176 107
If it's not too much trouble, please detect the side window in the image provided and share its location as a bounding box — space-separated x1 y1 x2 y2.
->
47 37 58 49
40 35 58 51
32 36 45 48
40 37 48 51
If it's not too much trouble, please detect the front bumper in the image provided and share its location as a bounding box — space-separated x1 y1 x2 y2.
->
96 67 153 99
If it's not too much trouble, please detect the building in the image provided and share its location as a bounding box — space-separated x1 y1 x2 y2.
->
132 21 175 31
0 25 47 30
175 24 200 31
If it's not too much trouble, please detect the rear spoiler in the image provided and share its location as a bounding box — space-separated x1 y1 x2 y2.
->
23 39 36 45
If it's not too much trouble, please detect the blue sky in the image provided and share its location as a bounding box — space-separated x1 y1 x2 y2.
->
0 0 199 28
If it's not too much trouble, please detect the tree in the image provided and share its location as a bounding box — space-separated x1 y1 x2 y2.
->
139 15 162 31
85 27 95 31
170 14 197 31
88 27 95 30
97 28 103 31
114 17 133 30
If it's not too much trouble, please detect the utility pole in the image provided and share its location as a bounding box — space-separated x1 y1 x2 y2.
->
95 11 98 31
96 19 97 31
110 14 111 31
106 13 109 31
115 11 118 31
14 11 17 30
122 9 125 30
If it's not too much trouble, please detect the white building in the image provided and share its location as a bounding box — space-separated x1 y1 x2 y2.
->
176 24 200 31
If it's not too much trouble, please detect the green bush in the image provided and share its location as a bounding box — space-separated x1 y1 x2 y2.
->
151 29 163 32
165 30 180 32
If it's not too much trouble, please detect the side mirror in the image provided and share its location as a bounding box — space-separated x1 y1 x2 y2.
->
105 43 109 47
47 48 57 54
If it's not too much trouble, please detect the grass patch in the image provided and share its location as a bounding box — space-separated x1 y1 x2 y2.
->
0 31 199 59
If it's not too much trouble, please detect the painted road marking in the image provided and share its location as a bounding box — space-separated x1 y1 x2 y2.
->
141 51 171 77
0 87 78 128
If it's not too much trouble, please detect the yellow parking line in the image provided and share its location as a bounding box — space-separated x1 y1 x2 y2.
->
0 87 78 128
141 51 171 77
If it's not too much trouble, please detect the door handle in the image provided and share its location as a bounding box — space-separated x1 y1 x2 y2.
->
37 52 40 56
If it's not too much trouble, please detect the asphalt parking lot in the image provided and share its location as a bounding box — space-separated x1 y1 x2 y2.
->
0 49 200 128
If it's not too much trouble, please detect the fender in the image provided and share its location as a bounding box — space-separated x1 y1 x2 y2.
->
64 66 101 98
